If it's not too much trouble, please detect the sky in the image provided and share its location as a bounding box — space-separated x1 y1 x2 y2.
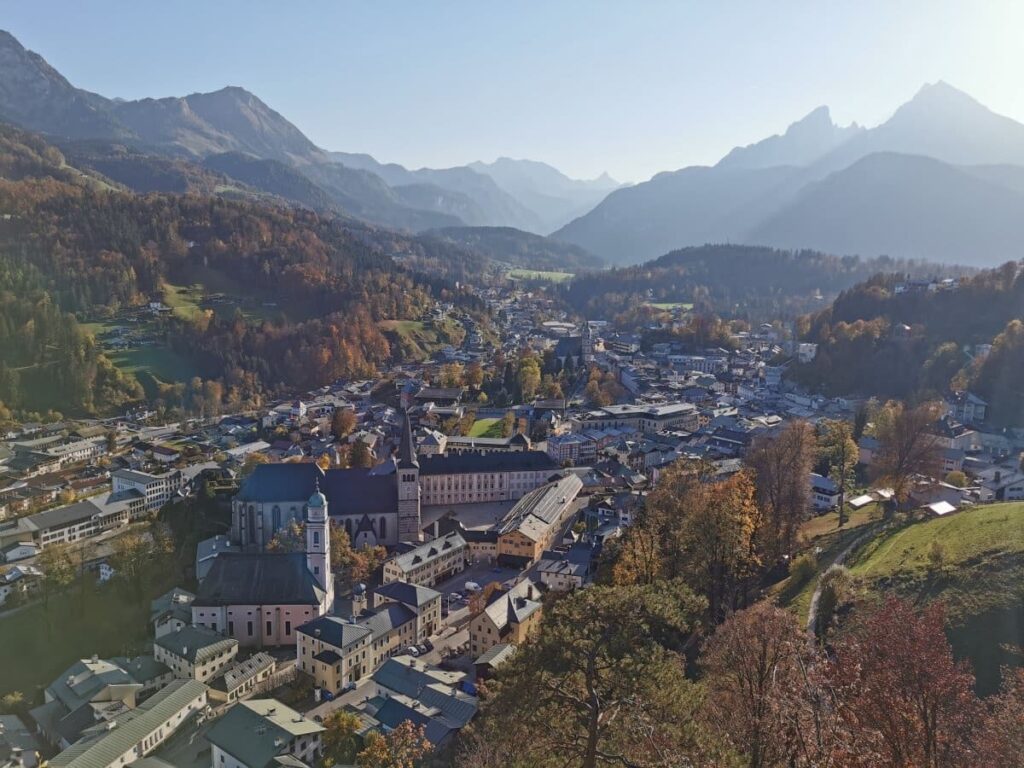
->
5 1 1024 182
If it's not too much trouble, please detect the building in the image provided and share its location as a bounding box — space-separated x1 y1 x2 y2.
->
418 451 560 506
0 497 133 552
193 488 334 647
47 680 208 768
153 626 238 683
205 699 324 768
469 579 543 658
536 543 596 591
372 581 442 640
231 415 421 549
111 468 182 513
0 714 41 768
207 653 276 705
382 532 468 587
496 474 583 567
810 473 841 511
573 403 699 434
442 432 531 455
150 587 195 638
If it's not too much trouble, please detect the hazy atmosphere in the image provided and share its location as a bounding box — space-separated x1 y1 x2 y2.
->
6 0 1024 180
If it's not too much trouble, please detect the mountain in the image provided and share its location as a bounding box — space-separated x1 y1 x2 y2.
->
717 105 862 170
425 226 603 272
469 157 623 233
744 152 1024 263
202 152 337 209
555 82 1024 267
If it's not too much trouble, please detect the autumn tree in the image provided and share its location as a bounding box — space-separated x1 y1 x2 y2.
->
350 544 388 583
349 440 374 468
266 519 305 552
831 598 980 768
871 401 943 508
460 580 728 768
357 721 431 768
701 602 848 768
517 353 541 402
747 420 816 562
819 419 859 526
974 667 1024 768
331 408 358 441
322 709 363 766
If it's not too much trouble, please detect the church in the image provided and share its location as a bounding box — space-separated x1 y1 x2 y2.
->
232 415 421 550
192 485 334 647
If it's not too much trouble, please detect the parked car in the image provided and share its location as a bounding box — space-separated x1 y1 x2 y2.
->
342 680 357 692
464 581 482 593
416 643 428 655
406 646 420 657
423 639 434 652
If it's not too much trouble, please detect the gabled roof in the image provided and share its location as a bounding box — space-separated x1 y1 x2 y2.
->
154 625 237 664
419 450 558 476
205 699 323 768
296 615 371 650
194 553 325 607
376 580 441 608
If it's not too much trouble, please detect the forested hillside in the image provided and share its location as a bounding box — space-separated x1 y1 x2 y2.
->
562 244 959 324
0 125 477 417
791 262 1024 423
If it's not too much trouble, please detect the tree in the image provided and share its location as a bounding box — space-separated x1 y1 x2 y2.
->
332 408 358 441
0 691 25 715
820 419 859 527
349 440 374 468
330 524 356 572
747 421 816 562
872 401 943 508
38 542 75 612
517 354 541 402
110 531 152 592
350 544 388 583
466 361 484 389
322 709 363 766
701 603 847 768
974 667 1024 767
266 519 305 552
813 565 852 639
944 470 967 488
460 581 726 768
357 721 431 768
831 598 980 768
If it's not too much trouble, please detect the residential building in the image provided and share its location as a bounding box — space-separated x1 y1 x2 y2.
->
111 468 182 513
372 581 442 640
810 473 841 511
382 532 468 587
536 543 596 591
149 587 195 638
469 579 542 658
205 698 324 768
207 653 276 705
47 680 208 768
418 451 559 506
153 626 238 683
0 714 42 768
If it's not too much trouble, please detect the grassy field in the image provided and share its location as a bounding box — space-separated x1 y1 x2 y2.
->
844 502 1024 693
508 268 574 283
109 345 199 382
379 318 465 361
162 282 205 321
468 417 503 438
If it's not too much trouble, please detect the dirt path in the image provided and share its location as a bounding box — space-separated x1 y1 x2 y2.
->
805 526 879 633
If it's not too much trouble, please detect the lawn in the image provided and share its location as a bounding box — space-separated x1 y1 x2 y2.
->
468 417 503 438
799 502 884 542
109 345 199 383
844 502 1024 693
508 268 574 283
0 579 163 698
161 282 205 321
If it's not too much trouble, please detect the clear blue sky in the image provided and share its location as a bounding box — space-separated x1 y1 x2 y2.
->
5 1 1021 181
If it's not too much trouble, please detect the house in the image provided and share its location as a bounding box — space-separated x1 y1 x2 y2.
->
207 653 276 705
1 540 38 563
809 473 841 511
947 391 987 425
536 543 597 591
149 587 195 638
0 713 42 768
372 581 442 640
469 579 543 658
153 626 238 683
474 643 516 680
0 565 42 606
382 532 468 587
47 680 208 768
496 474 583 567
205 699 323 768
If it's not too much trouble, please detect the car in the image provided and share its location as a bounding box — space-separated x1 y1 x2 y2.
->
423 639 434 652
406 646 420 657
342 681 357 692
416 643 428 655
464 581 482 593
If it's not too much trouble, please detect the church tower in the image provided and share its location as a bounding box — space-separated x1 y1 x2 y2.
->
396 412 422 543
582 320 595 363
306 482 333 612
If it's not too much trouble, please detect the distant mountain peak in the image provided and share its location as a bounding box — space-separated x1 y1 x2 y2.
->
717 104 862 170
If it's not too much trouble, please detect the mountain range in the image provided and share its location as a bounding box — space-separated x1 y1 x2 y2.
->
554 82 1024 266
0 29 617 240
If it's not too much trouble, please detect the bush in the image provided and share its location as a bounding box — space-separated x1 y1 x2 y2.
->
815 565 853 638
789 553 818 586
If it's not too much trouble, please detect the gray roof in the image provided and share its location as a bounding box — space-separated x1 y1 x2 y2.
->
419 450 559 476
194 553 325 607
211 653 276 693
362 603 417 641
376 580 441 608
154 625 237 664
497 474 583 540
205 699 323 768
475 643 516 668
389 533 466 574
45 658 140 713
295 616 371 650
48 680 208 768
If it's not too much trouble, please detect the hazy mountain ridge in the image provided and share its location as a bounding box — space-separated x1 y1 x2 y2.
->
425 225 604 272
555 81 1024 267
0 30 607 240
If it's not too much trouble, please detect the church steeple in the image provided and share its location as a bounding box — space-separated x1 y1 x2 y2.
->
398 411 419 469
306 480 333 612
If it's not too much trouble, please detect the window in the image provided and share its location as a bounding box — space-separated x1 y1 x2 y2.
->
228 621 234 635
266 620 273 636
285 621 291 635
247 621 254 637
313 530 320 546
